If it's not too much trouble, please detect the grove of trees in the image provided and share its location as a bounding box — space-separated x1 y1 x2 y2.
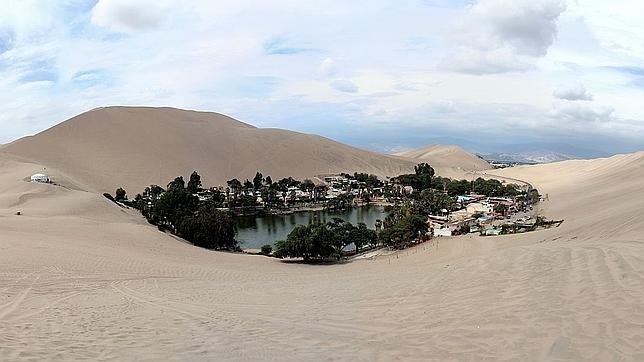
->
125 172 238 251
274 218 378 261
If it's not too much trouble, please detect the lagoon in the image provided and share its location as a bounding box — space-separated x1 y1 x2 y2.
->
235 205 389 250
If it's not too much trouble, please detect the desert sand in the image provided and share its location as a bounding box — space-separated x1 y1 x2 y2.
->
395 144 491 173
2 107 418 194
2 121 644 359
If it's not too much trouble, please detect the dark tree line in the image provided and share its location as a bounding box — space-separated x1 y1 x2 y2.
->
121 171 238 250
274 218 378 261
391 162 435 191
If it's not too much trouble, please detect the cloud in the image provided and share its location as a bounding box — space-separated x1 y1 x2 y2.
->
466 0 566 56
319 58 337 77
606 66 644 77
442 0 566 74
553 84 593 101
439 47 535 75
550 101 615 124
1 0 644 156
91 0 169 33
263 36 319 55
330 79 359 93
0 29 15 54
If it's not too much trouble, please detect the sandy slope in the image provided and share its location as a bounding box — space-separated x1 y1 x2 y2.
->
2 107 416 194
2 147 644 360
395 144 491 173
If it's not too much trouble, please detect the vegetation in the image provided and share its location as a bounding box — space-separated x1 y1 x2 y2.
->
115 162 540 262
472 177 520 197
378 214 428 249
494 203 509 216
274 218 377 261
115 187 127 202
129 171 238 251
428 176 520 197
176 202 237 250
391 162 435 191
260 244 273 256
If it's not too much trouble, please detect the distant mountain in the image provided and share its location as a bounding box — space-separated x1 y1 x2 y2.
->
481 151 576 164
395 144 492 171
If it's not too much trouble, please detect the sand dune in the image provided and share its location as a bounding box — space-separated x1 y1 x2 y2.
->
2 107 416 193
395 144 491 173
2 136 644 358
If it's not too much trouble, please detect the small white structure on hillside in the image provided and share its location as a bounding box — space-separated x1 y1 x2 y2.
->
30 173 50 183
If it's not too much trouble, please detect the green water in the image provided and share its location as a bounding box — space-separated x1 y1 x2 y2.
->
235 205 389 249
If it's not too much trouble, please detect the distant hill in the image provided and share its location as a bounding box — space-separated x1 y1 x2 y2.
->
2 107 416 193
394 144 491 172
481 151 575 164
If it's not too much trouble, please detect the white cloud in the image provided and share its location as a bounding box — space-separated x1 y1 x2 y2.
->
0 0 643 155
553 84 593 101
0 1 59 41
439 47 535 75
319 58 338 78
330 79 359 93
442 0 566 74
465 0 566 56
91 0 172 33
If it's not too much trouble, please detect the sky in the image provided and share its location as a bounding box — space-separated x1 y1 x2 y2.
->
2 0 644 157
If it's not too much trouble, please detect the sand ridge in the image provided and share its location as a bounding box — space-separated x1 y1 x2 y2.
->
395 144 492 173
2 106 417 194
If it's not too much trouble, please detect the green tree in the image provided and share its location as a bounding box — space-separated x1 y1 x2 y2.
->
352 222 377 254
167 176 185 190
494 203 509 216
253 172 263 191
243 179 253 192
115 187 127 202
300 179 315 198
260 244 273 255
187 171 202 193
150 184 199 231
274 222 345 261
415 163 435 177
176 204 237 250
379 214 428 249
227 178 242 200
144 185 165 199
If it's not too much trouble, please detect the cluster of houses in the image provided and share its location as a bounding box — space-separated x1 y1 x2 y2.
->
429 194 532 237
322 175 382 200
194 174 378 208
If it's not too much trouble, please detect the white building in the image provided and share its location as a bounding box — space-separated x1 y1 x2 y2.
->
433 225 453 237
466 202 492 215
30 173 50 183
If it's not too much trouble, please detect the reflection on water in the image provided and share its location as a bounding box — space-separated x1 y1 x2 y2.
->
235 205 389 249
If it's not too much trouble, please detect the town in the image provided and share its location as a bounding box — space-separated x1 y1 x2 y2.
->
106 162 551 259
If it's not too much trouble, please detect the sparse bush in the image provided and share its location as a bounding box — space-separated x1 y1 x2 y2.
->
260 244 273 256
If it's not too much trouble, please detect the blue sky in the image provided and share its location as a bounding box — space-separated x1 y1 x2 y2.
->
2 0 644 157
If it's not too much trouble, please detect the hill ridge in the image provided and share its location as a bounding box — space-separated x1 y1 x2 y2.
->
395 143 491 172
1 106 416 193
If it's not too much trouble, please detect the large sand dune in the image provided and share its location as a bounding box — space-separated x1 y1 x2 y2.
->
395 144 491 173
2 137 644 358
2 107 416 193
